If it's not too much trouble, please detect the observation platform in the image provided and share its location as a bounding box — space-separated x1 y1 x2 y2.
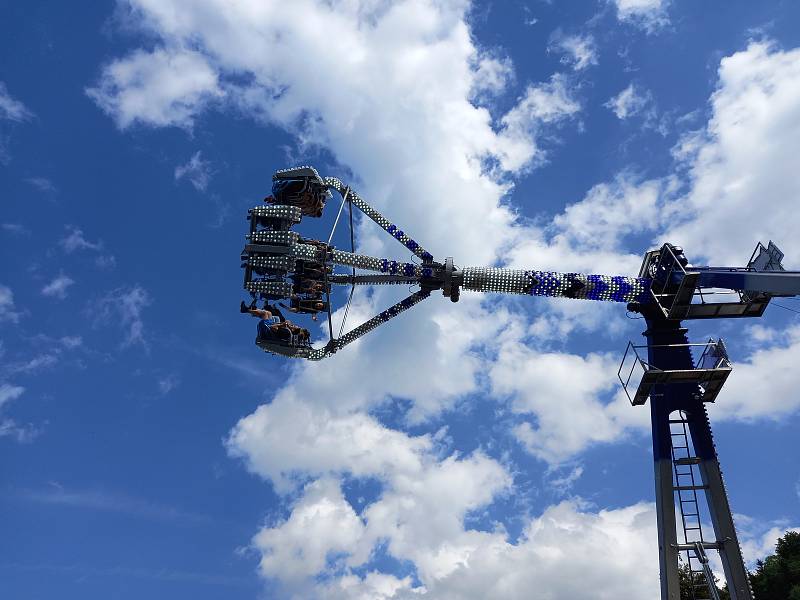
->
618 338 732 406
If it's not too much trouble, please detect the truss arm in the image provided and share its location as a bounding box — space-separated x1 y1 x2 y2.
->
327 274 419 285
330 248 424 277
460 266 652 304
325 177 434 262
307 290 431 360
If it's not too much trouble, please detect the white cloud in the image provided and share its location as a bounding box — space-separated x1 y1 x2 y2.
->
505 174 673 276
733 513 800 567
251 481 660 599
0 81 33 121
20 485 212 523
60 226 117 269
41 273 75 299
3 353 59 376
0 384 38 443
497 74 581 172
605 83 651 120
612 0 670 33
740 526 798 566
0 284 22 323
60 226 102 253
491 344 648 463
253 478 367 584
227 396 433 493
664 41 800 265
546 464 584 495
95 254 117 270
87 47 224 130
25 177 57 193
59 336 83 349
471 53 514 99
0 383 25 411
175 150 212 191
708 324 800 421
93 285 151 348
549 32 598 71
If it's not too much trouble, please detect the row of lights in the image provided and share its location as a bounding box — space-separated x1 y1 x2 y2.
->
248 230 299 245
250 205 302 221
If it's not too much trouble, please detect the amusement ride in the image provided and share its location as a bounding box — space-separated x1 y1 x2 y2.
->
240 165 800 600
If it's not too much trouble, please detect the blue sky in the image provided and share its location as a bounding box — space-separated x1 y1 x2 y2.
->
1 1 799 598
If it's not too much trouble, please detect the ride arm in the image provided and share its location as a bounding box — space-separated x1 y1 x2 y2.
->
327 274 419 286
307 290 431 360
459 266 652 304
324 177 434 262
695 269 800 297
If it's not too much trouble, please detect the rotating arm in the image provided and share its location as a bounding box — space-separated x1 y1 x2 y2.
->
460 266 652 304
307 290 431 360
325 177 434 262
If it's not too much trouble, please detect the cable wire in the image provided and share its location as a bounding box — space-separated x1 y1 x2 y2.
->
338 196 357 338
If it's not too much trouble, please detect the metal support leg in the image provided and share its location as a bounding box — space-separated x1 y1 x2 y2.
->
651 393 682 600
644 316 752 600
686 405 753 600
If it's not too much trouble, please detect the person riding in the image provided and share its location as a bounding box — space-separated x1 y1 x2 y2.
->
293 280 326 296
265 179 326 217
282 296 328 321
240 301 309 343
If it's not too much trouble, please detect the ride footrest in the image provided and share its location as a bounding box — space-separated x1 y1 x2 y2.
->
245 280 293 297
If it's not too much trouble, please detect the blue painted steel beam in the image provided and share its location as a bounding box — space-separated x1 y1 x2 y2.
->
694 269 800 295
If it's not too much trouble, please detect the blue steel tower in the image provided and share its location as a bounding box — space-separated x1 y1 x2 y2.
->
241 167 800 599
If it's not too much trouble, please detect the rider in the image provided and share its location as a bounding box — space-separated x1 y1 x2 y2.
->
283 296 327 321
240 301 309 343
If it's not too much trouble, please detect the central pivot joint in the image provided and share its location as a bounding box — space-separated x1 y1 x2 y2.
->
442 257 461 303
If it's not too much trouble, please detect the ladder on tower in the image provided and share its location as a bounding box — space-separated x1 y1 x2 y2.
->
671 412 721 600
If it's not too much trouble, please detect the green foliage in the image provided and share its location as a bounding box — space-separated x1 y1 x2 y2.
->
749 531 800 600
678 555 727 599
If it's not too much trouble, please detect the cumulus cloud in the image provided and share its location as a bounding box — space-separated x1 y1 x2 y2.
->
253 478 367 584
249 479 659 599
491 344 648 463
471 53 514 99
41 273 76 299
0 81 33 122
549 31 598 71
87 47 224 130
174 150 212 192
707 324 800 421
612 0 670 33
497 74 581 172
664 41 800 265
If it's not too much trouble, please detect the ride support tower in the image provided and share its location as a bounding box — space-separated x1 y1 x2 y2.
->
241 167 800 599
